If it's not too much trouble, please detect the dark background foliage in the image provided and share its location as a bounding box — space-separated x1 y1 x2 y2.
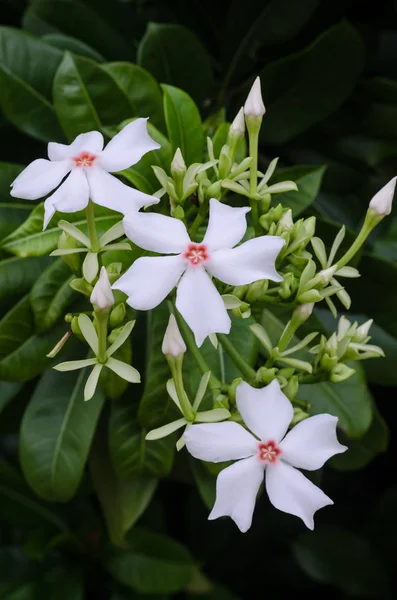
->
0 0 397 598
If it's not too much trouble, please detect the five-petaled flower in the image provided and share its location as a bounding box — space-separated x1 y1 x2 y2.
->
10 119 160 229
185 379 347 532
113 198 285 346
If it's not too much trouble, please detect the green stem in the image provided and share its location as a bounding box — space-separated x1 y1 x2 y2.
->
217 334 257 383
247 117 261 236
86 200 100 252
96 311 108 364
189 210 206 239
335 210 379 270
169 359 194 421
173 309 222 392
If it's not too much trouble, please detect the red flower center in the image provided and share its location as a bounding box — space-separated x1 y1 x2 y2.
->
183 243 209 266
257 440 282 464
73 151 97 167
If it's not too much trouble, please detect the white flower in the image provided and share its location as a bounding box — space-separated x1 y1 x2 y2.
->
244 76 266 118
10 119 160 229
369 176 396 216
171 148 186 175
90 267 114 310
229 107 245 136
185 379 347 532
113 198 285 347
162 314 187 357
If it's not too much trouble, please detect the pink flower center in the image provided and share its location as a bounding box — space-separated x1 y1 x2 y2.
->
257 440 282 464
73 151 97 167
183 243 209 266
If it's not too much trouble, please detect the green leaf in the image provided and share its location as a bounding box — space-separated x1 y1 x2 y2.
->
104 528 195 594
162 84 204 164
30 259 77 333
103 62 165 133
20 366 105 501
100 337 132 400
222 0 319 85
292 526 389 598
43 33 105 62
53 52 132 141
270 165 326 217
0 460 68 531
110 395 175 479
330 408 389 471
0 382 22 414
0 204 33 242
0 256 51 303
190 459 216 511
257 22 365 145
0 27 64 141
139 304 181 429
0 162 25 202
138 23 213 106
1 202 120 257
26 0 136 61
0 296 65 381
90 424 157 547
299 365 373 439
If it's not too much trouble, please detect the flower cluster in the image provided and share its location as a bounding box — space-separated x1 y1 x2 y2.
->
10 77 395 532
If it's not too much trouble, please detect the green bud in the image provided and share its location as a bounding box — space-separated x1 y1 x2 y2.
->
259 204 283 231
303 216 316 238
330 363 356 383
277 368 295 379
58 232 81 272
256 367 277 385
228 378 243 406
64 313 73 323
172 205 185 220
290 407 310 426
109 302 126 329
320 353 338 371
205 181 222 199
214 394 230 410
171 148 186 177
232 285 249 300
71 316 84 342
246 279 268 303
282 375 299 400
292 302 314 325
297 290 322 303
278 272 295 299
106 262 122 284
218 147 232 180
108 326 123 345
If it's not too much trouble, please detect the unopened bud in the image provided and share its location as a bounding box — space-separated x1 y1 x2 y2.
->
162 314 186 358
109 302 126 329
173 205 185 220
229 107 245 137
355 319 373 341
369 176 396 216
228 377 243 405
293 303 314 324
71 316 84 342
278 209 294 233
330 363 356 383
319 266 337 285
90 267 114 311
244 76 265 117
171 148 186 176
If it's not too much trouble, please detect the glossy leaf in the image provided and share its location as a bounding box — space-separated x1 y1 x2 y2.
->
0 256 51 303
0 162 25 202
53 52 132 141
138 23 213 105
258 22 365 144
104 528 195 594
0 26 64 141
0 382 22 415
20 366 105 501
103 62 165 133
30 259 77 332
162 84 204 165
270 165 326 217
43 33 105 62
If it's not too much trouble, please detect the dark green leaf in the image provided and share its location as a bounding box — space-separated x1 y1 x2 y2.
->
99 337 131 400
30 259 76 333
189 458 216 511
0 162 25 203
53 52 132 141
0 27 64 141
257 22 365 144
0 204 33 241
109 394 175 479
162 84 204 164
138 23 213 106
270 165 326 217
104 528 195 594
20 366 104 501
0 256 51 303
103 62 165 133
292 526 390 597
43 33 105 62
0 382 22 414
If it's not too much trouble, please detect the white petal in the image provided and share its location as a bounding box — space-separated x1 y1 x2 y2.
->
123 211 190 254
280 414 347 471
10 159 71 200
176 267 231 347
86 167 158 215
184 422 258 462
236 380 293 443
209 457 264 533
42 169 89 229
206 236 285 286
98 118 160 172
48 131 104 161
113 255 185 310
203 198 250 251
265 461 333 530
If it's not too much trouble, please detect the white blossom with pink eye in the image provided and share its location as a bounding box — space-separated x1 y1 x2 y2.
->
10 119 160 229
112 198 285 347
184 379 347 532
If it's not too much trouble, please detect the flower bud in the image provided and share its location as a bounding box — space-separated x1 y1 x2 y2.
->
162 314 186 358
369 176 396 216
173 205 185 220
278 209 294 233
293 302 314 325
228 377 243 405
171 148 186 176
71 316 84 342
90 267 114 311
229 107 245 137
109 302 126 329
244 76 265 117
291 407 310 426
355 319 373 341
330 363 356 383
